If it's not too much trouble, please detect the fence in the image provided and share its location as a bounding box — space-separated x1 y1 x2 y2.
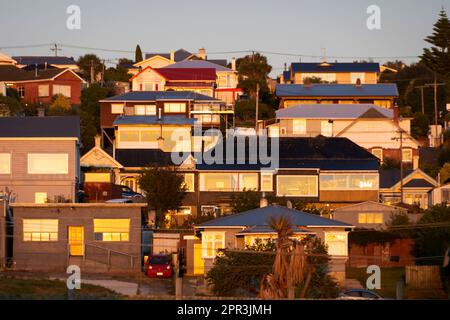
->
84 243 138 270
405 265 442 289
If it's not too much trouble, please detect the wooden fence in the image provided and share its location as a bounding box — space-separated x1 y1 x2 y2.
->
405 265 442 288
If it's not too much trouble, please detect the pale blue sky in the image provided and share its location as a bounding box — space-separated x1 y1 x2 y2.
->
0 0 448 76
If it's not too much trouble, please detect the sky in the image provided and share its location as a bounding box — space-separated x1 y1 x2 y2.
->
0 0 448 76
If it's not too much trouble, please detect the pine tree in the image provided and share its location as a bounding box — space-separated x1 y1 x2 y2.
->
421 9 450 77
135 44 143 63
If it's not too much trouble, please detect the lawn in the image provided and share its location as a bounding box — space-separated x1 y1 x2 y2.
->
0 276 122 300
346 267 447 299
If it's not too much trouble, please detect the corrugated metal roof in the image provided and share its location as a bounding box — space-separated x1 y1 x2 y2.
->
0 116 80 138
276 84 399 97
236 225 312 235
102 91 220 102
13 56 77 66
291 62 380 73
276 104 393 119
163 60 232 72
113 115 196 126
198 205 352 228
145 49 192 62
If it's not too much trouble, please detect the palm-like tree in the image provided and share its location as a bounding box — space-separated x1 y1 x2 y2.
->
259 215 309 299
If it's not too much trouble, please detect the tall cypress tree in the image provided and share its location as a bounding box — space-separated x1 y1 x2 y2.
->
135 44 143 63
421 9 450 99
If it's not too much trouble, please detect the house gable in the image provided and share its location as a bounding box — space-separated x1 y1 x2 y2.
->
81 146 123 168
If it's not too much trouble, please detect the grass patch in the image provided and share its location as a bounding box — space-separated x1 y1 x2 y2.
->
0 276 122 300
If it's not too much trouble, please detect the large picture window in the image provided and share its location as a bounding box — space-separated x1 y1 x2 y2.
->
23 219 58 241
28 153 68 174
111 104 124 114
276 175 318 197
93 219 130 242
320 174 379 190
199 172 258 192
0 153 11 174
358 213 383 224
53 85 71 97
135 105 156 116
292 119 306 134
164 103 186 113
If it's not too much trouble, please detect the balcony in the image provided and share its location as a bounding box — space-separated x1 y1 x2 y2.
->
190 104 234 114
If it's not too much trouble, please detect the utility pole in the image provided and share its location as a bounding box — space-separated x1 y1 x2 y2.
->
399 129 404 204
50 43 61 57
415 85 425 114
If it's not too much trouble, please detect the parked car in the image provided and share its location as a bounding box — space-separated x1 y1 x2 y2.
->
338 289 384 300
145 254 173 278
120 185 144 199
105 198 133 203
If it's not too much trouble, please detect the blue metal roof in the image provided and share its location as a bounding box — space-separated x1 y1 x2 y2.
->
12 56 77 66
291 62 380 73
198 205 352 228
276 84 399 97
103 91 220 102
236 225 312 235
113 115 196 126
283 71 291 81
276 104 393 119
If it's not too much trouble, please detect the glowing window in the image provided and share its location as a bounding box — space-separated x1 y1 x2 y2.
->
202 232 225 258
261 172 273 192
23 219 58 241
164 103 186 113
183 173 195 192
93 219 130 242
292 119 306 134
276 175 318 197
111 104 124 114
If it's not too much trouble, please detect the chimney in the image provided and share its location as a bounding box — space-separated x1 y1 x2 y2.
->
355 78 362 87
170 50 175 63
44 62 48 70
198 48 206 60
34 64 38 77
94 135 101 148
37 107 45 117
286 200 293 209
413 155 419 170
231 57 236 71
260 192 268 208
393 104 399 123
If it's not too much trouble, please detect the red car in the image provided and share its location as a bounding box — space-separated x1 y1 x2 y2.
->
145 254 173 278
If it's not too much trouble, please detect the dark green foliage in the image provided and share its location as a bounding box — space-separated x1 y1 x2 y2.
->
414 204 450 265
206 237 339 298
79 84 110 153
135 45 143 63
0 94 22 116
230 189 260 213
386 212 414 238
411 112 430 138
234 99 275 124
236 53 272 98
349 229 402 247
380 157 400 169
138 166 187 228
77 54 104 82
295 238 340 299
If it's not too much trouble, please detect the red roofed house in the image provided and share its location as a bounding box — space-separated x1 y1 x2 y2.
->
0 62 86 105
131 67 217 97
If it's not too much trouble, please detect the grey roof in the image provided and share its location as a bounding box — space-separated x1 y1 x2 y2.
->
145 49 192 62
0 65 69 81
207 59 228 67
276 104 393 119
13 56 77 66
276 84 399 97
113 115 196 126
0 116 80 138
379 169 414 188
198 205 352 228
291 62 380 73
115 149 185 167
102 91 220 102
162 59 233 72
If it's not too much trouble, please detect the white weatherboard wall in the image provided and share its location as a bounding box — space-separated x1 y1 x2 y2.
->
153 233 180 254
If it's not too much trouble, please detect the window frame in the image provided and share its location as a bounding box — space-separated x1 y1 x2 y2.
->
202 231 225 258
164 103 186 113
27 153 69 175
292 119 306 135
93 218 131 242
260 172 274 192
38 84 49 97
52 84 71 98
111 103 124 114
402 148 413 162
23 219 58 242
276 175 318 197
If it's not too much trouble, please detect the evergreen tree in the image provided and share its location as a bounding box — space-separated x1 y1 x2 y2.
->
135 45 143 63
